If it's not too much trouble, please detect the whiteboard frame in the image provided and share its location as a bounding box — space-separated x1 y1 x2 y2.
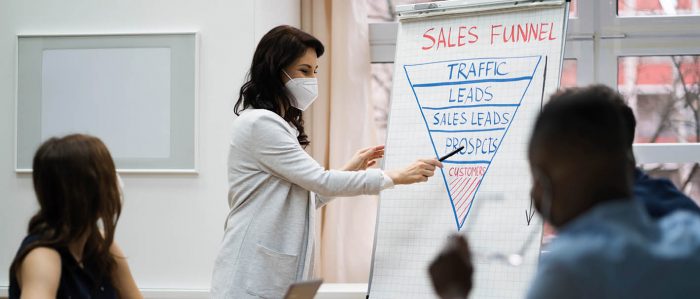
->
396 0 567 19
14 32 200 174
368 1 570 297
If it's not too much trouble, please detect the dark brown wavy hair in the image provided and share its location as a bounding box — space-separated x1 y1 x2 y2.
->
234 25 325 148
10 134 122 287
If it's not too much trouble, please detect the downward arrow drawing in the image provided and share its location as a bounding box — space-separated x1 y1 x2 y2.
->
525 197 536 226
527 56 547 228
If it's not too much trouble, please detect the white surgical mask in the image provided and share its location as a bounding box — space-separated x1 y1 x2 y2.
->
283 70 318 111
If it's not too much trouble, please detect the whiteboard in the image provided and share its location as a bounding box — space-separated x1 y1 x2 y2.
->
16 33 197 172
369 1 568 298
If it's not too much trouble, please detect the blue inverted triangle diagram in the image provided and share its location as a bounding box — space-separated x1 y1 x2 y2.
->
404 55 542 230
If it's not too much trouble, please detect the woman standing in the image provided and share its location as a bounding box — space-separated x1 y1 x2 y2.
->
211 25 441 298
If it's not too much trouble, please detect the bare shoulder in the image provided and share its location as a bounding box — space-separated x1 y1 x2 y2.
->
110 241 127 258
17 247 61 295
20 247 61 274
108 241 144 299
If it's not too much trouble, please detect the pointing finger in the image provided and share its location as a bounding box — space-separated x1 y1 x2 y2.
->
422 158 443 168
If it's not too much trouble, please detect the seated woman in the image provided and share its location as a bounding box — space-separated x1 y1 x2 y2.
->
9 134 142 299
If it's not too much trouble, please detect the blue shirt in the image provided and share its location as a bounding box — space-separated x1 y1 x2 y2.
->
527 200 700 299
635 168 700 219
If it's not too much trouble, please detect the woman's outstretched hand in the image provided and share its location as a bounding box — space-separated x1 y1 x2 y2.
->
342 145 385 171
386 158 443 185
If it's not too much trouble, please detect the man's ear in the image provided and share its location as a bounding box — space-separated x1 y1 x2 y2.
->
626 148 636 164
625 150 637 185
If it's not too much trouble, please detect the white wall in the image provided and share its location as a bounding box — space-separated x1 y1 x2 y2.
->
0 0 299 292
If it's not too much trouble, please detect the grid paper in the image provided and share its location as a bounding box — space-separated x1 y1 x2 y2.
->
369 5 567 299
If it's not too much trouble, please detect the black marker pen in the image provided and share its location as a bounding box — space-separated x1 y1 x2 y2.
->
439 146 465 162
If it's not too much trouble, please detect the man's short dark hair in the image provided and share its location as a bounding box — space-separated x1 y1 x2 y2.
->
609 93 636 147
530 85 630 161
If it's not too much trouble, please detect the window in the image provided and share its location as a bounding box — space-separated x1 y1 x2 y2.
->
569 0 578 17
561 59 578 88
370 63 394 143
618 0 700 16
596 0 700 202
618 56 700 144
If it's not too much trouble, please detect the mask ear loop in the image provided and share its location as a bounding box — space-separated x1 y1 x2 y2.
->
282 70 294 81
281 69 308 112
469 168 554 267
504 167 554 265
532 167 554 228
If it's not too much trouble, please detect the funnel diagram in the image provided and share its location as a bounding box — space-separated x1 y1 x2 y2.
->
404 56 542 230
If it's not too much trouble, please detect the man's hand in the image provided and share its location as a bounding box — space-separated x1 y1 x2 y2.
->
429 234 473 299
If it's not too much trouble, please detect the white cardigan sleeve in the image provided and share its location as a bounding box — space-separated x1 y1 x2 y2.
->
246 112 383 199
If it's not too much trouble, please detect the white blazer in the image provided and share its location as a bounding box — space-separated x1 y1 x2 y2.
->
211 109 383 298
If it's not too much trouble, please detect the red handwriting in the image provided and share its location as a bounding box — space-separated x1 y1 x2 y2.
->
422 26 478 51
420 23 558 51
490 22 557 45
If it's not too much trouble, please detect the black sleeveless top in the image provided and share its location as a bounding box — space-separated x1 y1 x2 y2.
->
9 235 118 299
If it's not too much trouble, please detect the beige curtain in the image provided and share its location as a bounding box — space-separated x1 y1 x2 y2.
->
301 0 379 283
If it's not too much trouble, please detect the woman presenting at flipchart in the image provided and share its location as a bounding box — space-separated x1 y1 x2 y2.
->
211 25 442 298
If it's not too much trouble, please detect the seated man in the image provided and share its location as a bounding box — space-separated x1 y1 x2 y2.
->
527 85 700 298
428 85 700 299
612 96 700 218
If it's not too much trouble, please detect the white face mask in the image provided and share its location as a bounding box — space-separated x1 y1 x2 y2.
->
283 70 318 111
